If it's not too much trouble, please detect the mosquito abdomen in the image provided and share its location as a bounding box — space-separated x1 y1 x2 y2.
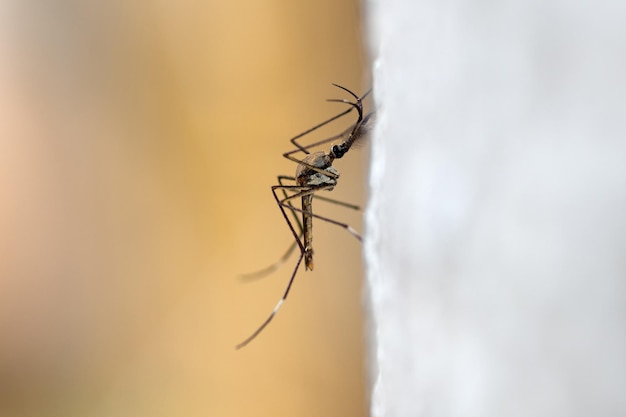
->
304 247 314 270
302 194 314 270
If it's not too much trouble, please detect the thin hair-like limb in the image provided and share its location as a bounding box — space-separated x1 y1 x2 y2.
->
289 108 354 154
235 251 304 349
237 181 349 348
240 190 360 280
313 194 360 211
241 167 362 280
240 175 302 281
285 207 361 240
239 240 300 281
236 183 314 349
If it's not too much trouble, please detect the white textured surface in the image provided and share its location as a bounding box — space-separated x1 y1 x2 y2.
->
365 0 626 416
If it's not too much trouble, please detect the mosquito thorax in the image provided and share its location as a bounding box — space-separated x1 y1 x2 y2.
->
296 151 339 188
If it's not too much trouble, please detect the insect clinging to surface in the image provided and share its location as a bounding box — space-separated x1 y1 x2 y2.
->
236 84 374 349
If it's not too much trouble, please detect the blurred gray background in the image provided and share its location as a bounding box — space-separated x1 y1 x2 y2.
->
367 0 626 415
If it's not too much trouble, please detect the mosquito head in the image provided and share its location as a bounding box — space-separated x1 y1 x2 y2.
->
331 144 346 159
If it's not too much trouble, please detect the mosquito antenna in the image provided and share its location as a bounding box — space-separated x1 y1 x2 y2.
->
330 83 372 102
342 111 375 151
331 83 360 100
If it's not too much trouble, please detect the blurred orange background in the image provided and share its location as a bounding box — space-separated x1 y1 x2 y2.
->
0 1 370 416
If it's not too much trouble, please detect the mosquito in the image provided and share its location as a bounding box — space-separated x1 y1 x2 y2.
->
236 84 373 349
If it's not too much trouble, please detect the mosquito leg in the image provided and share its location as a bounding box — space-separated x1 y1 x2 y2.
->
271 185 308 252
237 183 362 347
313 194 360 211
281 203 362 242
242 184 360 280
289 106 354 154
239 240 299 281
236 185 313 345
286 125 352 163
240 176 303 280
290 123 354 154
275 185 363 242
235 251 305 349
277 175 304 234
235 184 313 348
277 181 361 218
277 176 361 212
284 99 362 157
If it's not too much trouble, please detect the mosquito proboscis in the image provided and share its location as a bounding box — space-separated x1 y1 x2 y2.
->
236 84 373 349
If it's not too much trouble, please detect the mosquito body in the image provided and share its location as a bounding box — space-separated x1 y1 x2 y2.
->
236 84 373 349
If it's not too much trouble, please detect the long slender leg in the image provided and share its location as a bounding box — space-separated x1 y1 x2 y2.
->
282 125 353 170
277 175 304 235
235 183 309 348
241 188 360 280
277 176 362 238
280 202 362 241
235 251 305 349
313 194 360 210
239 240 299 281
284 110 362 168
240 176 302 280
277 177 361 233
275 185 363 241
270 185 309 251
290 106 354 154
